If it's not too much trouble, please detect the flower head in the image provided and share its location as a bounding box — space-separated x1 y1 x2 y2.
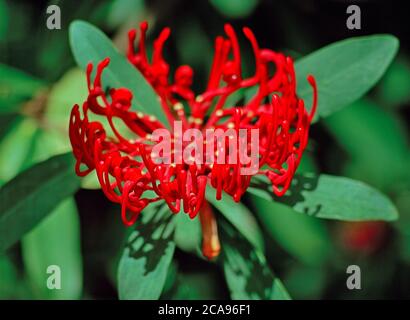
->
69 22 317 227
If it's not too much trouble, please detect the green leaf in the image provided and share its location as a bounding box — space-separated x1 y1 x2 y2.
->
107 0 145 29
0 64 45 113
250 196 332 265
44 68 124 190
21 198 83 299
0 255 19 298
45 68 88 134
69 20 168 127
378 56 410 108
46 68 134 140
0 117 38 184
30 130 71 165
209 0 259 19
295 34 399 121
324 99 409 190
220 221 290 300
0 113 18 142
161 260 178 297
174 210 202 255
248 173 398 222
206 186 264 252
296 153 318 174
118 205 176 300
284 264 327 299
0 153 80 251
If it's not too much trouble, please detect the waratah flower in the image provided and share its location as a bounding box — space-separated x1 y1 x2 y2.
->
69 22 317 237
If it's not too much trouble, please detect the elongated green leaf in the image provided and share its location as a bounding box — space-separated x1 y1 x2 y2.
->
220 221 290 300
69 20 168 127
296 153 318 174
0 117 38 184
0 63 45 113
161 260 178 297
44 68 120 190
324 99 408 190
295 35 399 120
46 67 133 140
107 0 146 29
378 57 410 108
206 187 264 251
250 197 332 265
21 198 83 299
248 173 398 221
0 64 44 97
30 130 71 165
45 68 88 134
118 205 176 300
284 265 327 299
0 255 19 298
174 210 202 255
0 113 18 142
0 153 80 251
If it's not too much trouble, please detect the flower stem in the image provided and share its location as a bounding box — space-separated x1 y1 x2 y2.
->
199 200 221 260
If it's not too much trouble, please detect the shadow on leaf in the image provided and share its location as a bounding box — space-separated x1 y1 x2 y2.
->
125 205 175 275
220 220 289 299
250 173 322 217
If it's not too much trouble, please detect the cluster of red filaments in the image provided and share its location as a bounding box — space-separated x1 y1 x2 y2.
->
69 22 317 226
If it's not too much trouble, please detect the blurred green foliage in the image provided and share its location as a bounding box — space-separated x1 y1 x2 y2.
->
209 0 259 19
22 199 82 299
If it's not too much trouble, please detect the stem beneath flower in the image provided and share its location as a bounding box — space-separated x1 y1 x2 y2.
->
199 201 221 260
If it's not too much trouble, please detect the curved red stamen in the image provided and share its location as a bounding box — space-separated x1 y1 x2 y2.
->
68 22 317 230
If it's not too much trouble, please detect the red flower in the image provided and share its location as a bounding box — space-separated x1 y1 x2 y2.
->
339 222 389 255
69 22 317 229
